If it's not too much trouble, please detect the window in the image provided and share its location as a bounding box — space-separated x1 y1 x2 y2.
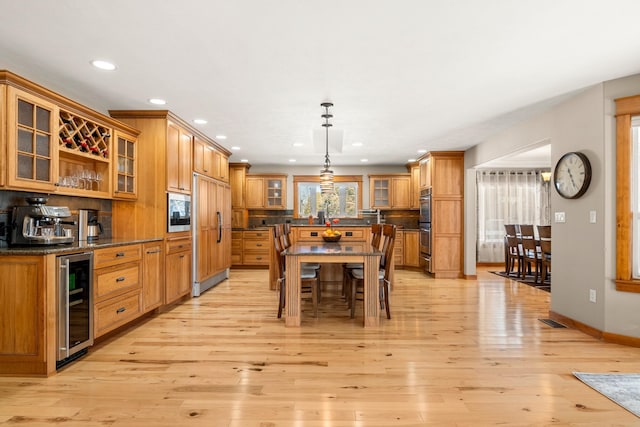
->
615 95 640 291
293 175 363 218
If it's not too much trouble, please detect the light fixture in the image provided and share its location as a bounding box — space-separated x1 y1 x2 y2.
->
148 98 167 105
320 101 334 194
541 171 552 182
91 59 116 71
193 119 207 125
216 135 227 140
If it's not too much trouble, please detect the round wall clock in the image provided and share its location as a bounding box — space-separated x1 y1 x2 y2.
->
553 151 592 199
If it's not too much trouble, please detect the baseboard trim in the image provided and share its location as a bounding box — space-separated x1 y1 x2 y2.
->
549 310 640 347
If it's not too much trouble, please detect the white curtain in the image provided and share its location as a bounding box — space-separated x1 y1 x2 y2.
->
476 170 551 263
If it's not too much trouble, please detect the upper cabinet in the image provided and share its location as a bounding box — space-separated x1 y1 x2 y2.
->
112 130 137 199
246 174 286 209
1 71 139 199
167 121 192 194
193 136 229 182
419 151 464 196
6 87 58 192
369 174 413 209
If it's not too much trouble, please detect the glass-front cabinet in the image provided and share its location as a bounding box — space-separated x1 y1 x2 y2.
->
7 87 58 191
266 178 285 208
2 72 140 199
113 131 137 199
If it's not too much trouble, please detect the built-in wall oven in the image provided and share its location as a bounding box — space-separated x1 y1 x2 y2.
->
57 252 93 368
419 188 432 273
167 192 191 232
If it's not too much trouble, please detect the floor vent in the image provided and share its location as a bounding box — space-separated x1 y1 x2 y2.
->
539 318 567 328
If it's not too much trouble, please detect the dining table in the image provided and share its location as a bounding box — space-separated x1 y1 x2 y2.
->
284 241 382 327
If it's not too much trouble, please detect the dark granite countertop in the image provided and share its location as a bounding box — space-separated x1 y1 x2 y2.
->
0 237 163 256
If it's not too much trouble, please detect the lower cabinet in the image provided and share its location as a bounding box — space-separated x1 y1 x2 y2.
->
93 244 142 338
231 231 243 265
242 230 270 266
403 230 421 268
142 241 164 312
165 235 192 304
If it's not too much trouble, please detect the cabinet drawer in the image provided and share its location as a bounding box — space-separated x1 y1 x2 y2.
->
166 237 192 254
243 252 269 265
243 230 269 240
243 239 268 251
95 263 140 301
94 244 142 269
94 289 141 338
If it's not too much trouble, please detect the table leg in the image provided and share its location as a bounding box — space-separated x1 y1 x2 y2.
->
363 255 380 327
285 255 301 327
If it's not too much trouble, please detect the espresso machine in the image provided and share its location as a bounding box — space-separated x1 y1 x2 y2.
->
10 197 75 246
78 209 103 241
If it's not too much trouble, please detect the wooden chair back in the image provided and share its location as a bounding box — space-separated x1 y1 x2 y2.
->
537 225 551 239
519 224 535 238
381 224 397 279
504 224 518 237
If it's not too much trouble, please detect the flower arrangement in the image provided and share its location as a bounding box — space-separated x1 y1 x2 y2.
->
322 218 341 241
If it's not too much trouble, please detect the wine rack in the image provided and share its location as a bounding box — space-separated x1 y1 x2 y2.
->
58 110 110 159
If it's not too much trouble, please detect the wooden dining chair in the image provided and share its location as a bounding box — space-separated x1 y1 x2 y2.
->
504 224 518 237
273 224 320 318
348 224 396 319
521 234 542 283
537 225 551 283
540 238 551 283
505 235 523 278
343 224 383 304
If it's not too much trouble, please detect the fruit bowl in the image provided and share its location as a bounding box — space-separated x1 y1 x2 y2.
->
322 234 342 242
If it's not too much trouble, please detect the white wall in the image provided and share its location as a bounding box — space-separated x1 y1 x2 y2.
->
465 74 640 338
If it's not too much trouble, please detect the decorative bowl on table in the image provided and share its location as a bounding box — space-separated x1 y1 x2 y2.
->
322 233 341 242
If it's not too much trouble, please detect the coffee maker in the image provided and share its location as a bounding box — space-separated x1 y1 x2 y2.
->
78 209 103 241
10 197 75 246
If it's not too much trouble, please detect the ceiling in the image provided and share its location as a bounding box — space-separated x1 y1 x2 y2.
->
2 1 640 167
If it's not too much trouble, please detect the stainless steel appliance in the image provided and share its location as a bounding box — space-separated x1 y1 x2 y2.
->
167 192 191 232
419 188 431 272
78 209 103 241
57 252 93 368
10 197 75 246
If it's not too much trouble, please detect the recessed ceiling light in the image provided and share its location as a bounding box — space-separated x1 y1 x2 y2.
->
148 98 167 105
408 158 417 162
289 159 297 162
352 142 363 147
360 159 368 162
216 135 227 140
293 142 303 147
417 149 427 154
193 119 207 125
231 146 240 150
91 60 116 71
240 159 249 163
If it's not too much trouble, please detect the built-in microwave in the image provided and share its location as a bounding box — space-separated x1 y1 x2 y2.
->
167 192 191 232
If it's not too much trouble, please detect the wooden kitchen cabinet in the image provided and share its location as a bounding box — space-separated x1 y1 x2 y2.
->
230 163 251 228
167 121 192 193
231 231 243 265
0 254 54 376
112 130 137 199
419 151 464 278
142 241 164 312
194 137 229 182
2 71 139 199
403 230 420 268
242 229 270 266
93 244 142 338
6 86 58 192
165 236 192 304
246 174 287 209
369 174 413 209
408 162 420 209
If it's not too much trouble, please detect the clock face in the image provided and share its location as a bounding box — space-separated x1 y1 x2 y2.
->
553 152 592 199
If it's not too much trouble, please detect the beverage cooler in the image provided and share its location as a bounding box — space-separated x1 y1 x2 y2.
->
57 252 93 368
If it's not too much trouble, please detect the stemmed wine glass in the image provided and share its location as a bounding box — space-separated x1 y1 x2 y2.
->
94 172 103 191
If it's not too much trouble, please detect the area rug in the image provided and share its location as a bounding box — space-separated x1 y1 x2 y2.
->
490 271 550 292
573 372 640 417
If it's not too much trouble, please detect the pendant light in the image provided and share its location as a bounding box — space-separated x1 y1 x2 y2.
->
320 102 334 194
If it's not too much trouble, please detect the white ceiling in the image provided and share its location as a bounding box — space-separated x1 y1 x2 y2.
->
2 0 640 167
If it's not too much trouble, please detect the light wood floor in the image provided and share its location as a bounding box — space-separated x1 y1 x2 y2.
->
2 268 640 426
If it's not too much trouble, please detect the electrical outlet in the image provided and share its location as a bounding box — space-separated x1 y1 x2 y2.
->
589 289 597 303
